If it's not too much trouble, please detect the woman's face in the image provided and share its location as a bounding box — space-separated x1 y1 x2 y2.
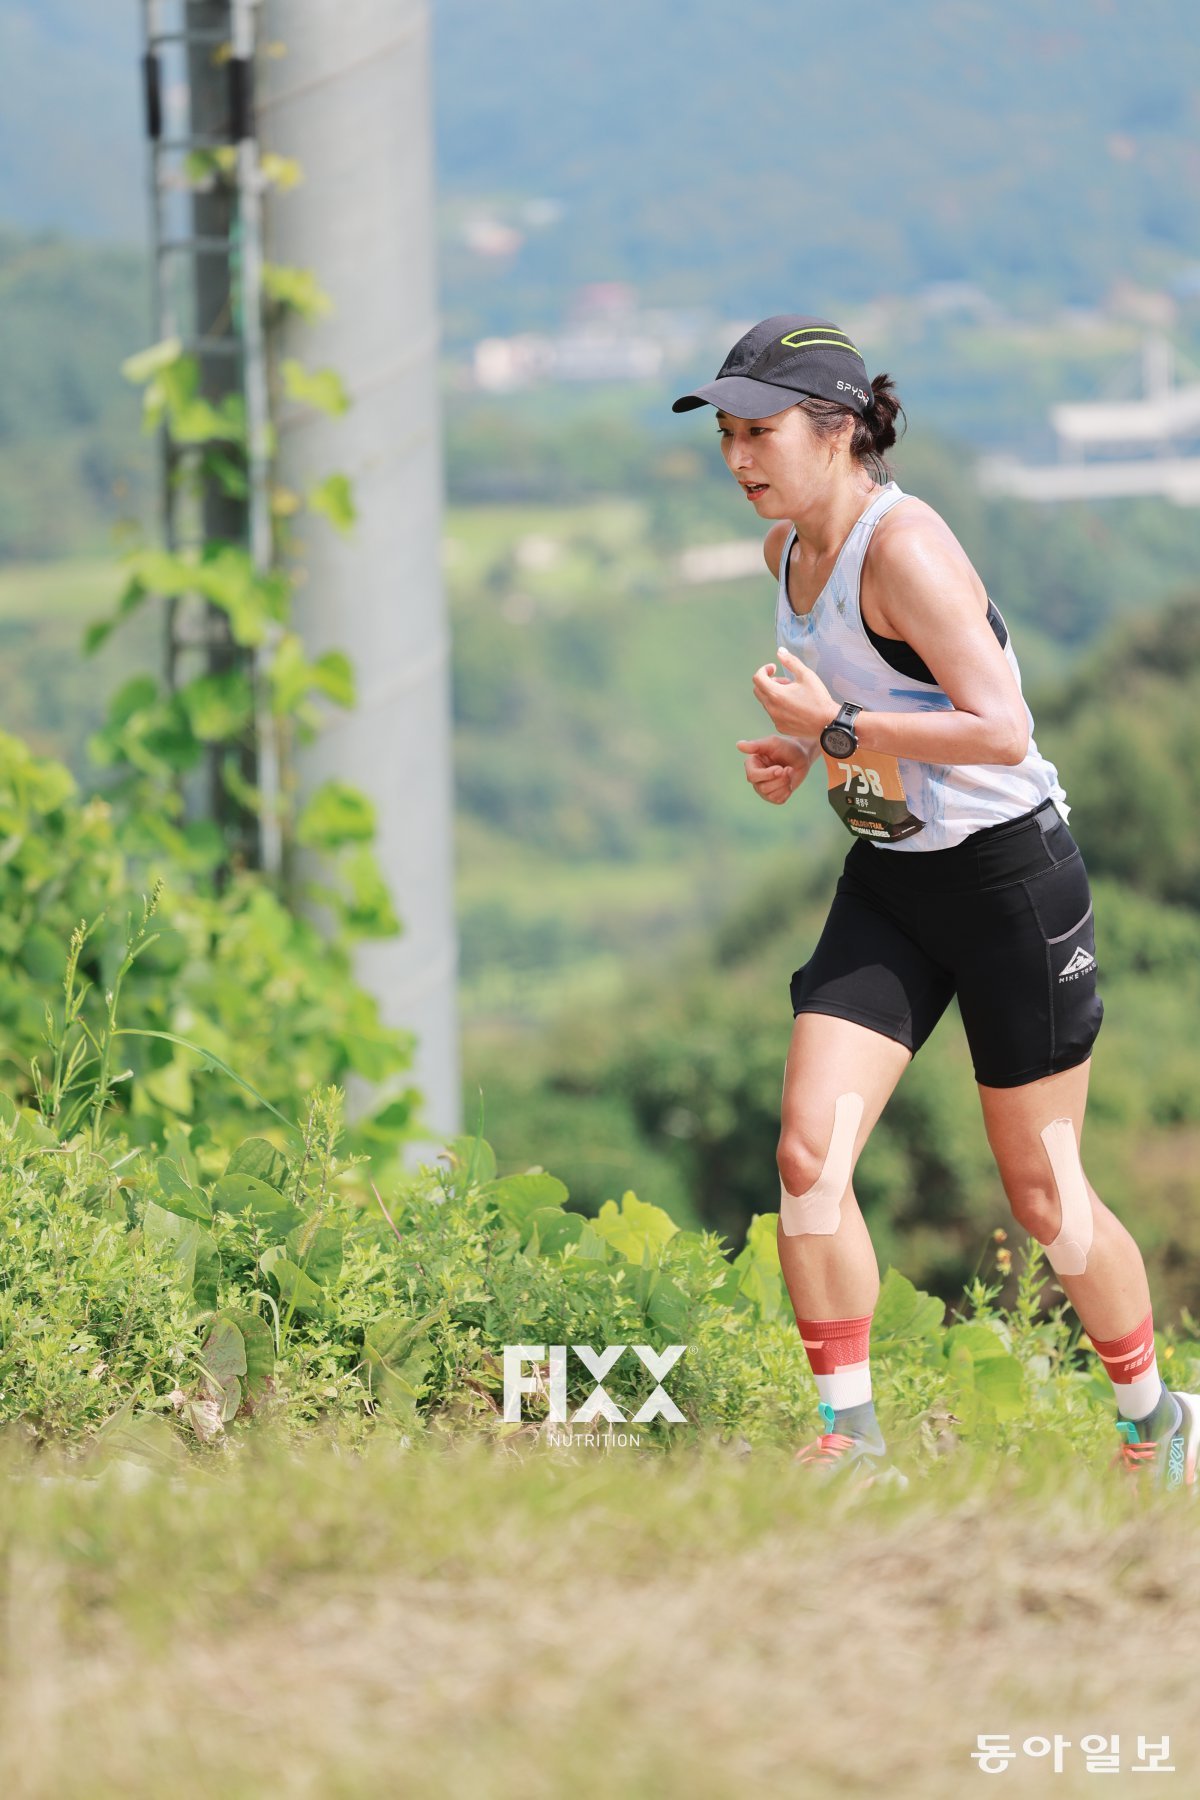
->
715 404 851 517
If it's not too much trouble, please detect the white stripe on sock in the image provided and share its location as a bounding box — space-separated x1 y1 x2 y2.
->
1112 1355 1162 1422
814 1360 872 1410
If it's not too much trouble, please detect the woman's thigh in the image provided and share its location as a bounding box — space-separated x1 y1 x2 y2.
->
779 1009 913 1188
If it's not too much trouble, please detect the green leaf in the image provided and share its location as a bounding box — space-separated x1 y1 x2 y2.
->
307 473 357 535
571 1221 611 1262
284 1223 344 1288
526 1207 585 1256
443 1134 497 1188
364 1315 437 1421
154 1156 212 1223
723 1212 785 1321
309 650 355 707
82 571 151 656
193 1232 221 1312
488 1173 570 1237
943 1322 1012 1365
204 449 250 500
259 152 302 191
334 847 401 937
281 359 349 416
198 1315 248 1422
121 337 184 385
268 637 356 716
224 1309 275 1393
261 263 333 321
12 1106 60 1149
139 1055 194 1117
113 1029 302 1139
142 1201 220 1306
176 669 256 742
645 1274 692 1336
296 780 376 849
592 1190 679 1264
259 1246 327 1315
971 1353 1027 1420
213 1174 304 1236
107 674 160 727
225 1137 291 1192
872 1267 946 1345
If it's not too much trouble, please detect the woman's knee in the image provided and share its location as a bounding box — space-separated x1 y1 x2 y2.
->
1004 1169 1096 1243
1005 1180 1060 1241
777 1131 824 1199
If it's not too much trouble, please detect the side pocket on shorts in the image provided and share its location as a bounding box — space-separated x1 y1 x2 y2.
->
1027 855 1104 1066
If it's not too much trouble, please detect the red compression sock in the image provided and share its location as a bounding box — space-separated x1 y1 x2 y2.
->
796 1312 873 1411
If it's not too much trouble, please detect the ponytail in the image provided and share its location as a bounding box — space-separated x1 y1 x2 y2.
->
797 372 907 478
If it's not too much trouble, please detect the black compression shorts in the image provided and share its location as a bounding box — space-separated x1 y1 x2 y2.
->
789 796 1104 1088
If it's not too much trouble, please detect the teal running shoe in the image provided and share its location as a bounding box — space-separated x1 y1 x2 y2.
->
1113 1389 1200 1492
793 1401 908 1489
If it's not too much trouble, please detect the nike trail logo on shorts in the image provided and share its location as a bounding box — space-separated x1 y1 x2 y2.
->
1058 946 1096 980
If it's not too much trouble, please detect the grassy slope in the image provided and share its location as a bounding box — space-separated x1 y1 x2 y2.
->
0 1440 1195 1798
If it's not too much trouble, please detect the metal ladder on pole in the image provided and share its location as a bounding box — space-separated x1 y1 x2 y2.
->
140 0 281 880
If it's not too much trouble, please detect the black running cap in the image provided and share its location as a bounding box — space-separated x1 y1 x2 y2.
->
671 314 874 419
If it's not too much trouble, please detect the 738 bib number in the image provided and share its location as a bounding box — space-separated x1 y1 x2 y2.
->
821 748 925 842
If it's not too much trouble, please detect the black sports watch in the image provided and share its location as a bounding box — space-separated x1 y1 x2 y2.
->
820 701 863 759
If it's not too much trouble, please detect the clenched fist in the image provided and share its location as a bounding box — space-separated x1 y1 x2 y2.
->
751 644 836 739
735 734 817 805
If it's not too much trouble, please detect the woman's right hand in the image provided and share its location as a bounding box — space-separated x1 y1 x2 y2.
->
735 734 816 805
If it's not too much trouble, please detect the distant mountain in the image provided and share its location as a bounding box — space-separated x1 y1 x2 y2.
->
432 0 1200 327
1 0 1197 324
0 231 152 559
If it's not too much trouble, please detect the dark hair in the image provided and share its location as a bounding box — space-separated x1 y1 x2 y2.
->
794 373 905 480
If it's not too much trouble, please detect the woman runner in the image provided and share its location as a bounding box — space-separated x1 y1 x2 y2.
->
672 315 1198 1489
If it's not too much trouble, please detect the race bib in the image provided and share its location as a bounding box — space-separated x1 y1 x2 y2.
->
822 748 926 842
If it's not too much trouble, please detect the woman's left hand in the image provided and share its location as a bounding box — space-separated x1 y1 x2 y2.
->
752 645 836 739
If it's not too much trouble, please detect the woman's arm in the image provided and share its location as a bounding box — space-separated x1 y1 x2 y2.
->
752 511 1030 767
854 512 1029 765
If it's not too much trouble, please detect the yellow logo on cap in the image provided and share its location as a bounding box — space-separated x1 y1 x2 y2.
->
780 328 861 356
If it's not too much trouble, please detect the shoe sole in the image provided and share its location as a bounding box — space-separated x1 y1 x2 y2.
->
1172 1390 1200 1489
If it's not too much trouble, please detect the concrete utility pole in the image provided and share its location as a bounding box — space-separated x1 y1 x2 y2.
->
258 0 460 1139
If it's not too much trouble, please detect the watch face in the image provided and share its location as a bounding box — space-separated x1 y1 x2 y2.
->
822 726 856 758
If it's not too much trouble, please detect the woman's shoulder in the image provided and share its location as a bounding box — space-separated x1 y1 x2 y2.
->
762 520 793 580
865 490 989 625
870 491 977 575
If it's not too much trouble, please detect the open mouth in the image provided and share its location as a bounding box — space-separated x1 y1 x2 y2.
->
741 482 768 498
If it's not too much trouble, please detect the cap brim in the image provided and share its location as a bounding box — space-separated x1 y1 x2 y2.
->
670 376 805 417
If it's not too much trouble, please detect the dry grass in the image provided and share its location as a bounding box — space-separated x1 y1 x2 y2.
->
0 1434 1195 1799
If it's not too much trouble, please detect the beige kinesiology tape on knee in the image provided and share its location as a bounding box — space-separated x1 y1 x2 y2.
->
1039 1116 1093 1276
780 1092 865 1237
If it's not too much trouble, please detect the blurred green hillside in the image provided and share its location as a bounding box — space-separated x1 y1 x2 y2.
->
5 2 1198 333
0 230 153 561
434 0 1200 335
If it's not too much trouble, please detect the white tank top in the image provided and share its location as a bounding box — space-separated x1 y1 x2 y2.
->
774 481 1070 853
